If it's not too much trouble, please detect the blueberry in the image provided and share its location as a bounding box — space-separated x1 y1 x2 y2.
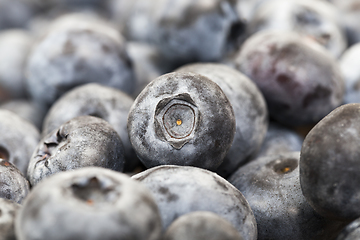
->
0 30 33 102
176 63 268 177
0 198 20 240
232 30 344 126
41 83 138 172
0 109 40 175
247 0 346 58
26 13 135 108
132 165 257 240
128 72 236 171
339 42 360 103
163 211 244 240
28 115 125 186
253 122 304 158
0 159 30 204
16 167 162 240
110 0 246 68
300 103 360 221
229 152 345 240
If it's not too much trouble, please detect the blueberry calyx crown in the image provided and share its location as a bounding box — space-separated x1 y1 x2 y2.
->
154 93 199 149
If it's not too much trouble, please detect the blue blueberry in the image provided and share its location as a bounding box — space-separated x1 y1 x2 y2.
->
229 152 345 239
0 159 30 204
110 0 246 68
41 83 138 172
28 115 125 186
300 103 360 221
26 13 135 108
0 110 40 175
128 72 236 171
16 167 162 240
132 165 257 240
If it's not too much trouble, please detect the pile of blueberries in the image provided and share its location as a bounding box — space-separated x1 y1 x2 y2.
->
1 0 360 239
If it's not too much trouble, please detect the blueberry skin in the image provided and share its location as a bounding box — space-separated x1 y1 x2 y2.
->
111 0 245 68
0 110 40 175
42 83 138 172
132 165 257 240
233 30 344 126
16 167 162 240
229 152 345 240
0 30 33 102
176 63 268 177
339 43 360 104
0 198 20 240
336 218 360 240
300 103 360 221
128 72 236 171
26 13 135 108
163 211 244 240
254 122 304 159
28 116 125 186
0 159 30 204
247 0 346 58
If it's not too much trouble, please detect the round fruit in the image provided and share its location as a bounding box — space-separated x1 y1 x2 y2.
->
16 167 162 240
300 103 360 220
128 72 235 171
132 165 257 240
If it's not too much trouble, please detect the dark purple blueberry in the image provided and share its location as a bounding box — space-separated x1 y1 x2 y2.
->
0 159 30 204
253 122 304 158
16 167 162 240
0 100 47 130
132 165 257 240
247 0 346 58
176 63 268 177
232 30 344 126
339 43 360 103
0 110 40 175
229 152 346 240
27 115 125 186
0 30 33 102
110 0 246 68
26 13 135 108
300 103 360 221
128 72 236 171
41 83 138 172
163 211 244 240
0 198 20 240
336 217 360 240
